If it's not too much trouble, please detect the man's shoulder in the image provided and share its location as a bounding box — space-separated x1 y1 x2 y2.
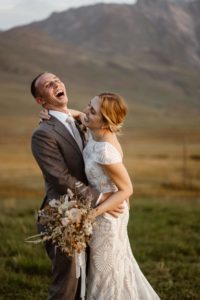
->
32 120 53 137
31 116 68 142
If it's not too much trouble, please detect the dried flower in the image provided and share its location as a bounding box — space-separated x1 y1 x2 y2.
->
25 189 94 256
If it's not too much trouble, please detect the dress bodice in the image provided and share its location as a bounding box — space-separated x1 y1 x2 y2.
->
83 136 122 194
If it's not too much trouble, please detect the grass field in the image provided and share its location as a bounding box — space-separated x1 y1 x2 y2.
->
0 196 199 300
0 77 199 299
0 112 200 199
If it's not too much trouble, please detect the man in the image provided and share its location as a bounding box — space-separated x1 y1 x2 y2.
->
30 72 122 300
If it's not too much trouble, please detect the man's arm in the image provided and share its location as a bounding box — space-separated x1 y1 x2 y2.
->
31 129 100 206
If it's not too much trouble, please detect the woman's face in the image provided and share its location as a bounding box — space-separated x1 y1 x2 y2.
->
83 96 105 130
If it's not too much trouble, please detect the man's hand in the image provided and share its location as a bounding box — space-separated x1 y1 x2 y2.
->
107 203 125 218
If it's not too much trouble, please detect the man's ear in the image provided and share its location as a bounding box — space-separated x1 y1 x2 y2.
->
36 97 45 105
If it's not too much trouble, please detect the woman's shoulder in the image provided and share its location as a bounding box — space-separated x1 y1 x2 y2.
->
94 141 122 165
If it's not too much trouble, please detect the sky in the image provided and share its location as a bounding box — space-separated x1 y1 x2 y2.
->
0 0 137 30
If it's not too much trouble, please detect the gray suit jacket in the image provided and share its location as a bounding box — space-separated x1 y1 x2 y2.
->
31 116 99 208
31 116 99 300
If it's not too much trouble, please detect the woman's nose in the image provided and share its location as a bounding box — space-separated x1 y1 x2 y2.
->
83 106 89 114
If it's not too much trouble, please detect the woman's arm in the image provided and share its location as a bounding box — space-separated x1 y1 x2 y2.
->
92 163 133 218
39 108 86 123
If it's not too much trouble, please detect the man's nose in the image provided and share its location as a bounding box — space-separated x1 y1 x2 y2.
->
51 81 58 88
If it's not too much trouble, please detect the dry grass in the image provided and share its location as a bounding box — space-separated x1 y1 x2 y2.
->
0 120 199 200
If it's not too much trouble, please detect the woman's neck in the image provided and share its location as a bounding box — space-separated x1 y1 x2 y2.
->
91 129 115 142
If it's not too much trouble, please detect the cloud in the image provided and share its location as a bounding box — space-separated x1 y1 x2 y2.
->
0 0 56 29
0 0 18 10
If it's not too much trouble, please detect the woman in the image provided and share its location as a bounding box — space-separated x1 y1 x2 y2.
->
41 93 160 299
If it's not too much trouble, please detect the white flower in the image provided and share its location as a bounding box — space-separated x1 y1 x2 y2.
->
68 208 82 224
58 202 69 214
61 218 70 227
49 199 60 208
83 222 93 235
67 200 77 210
64 194 69 203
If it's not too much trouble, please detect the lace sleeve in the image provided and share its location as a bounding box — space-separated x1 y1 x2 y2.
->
94 142 122 165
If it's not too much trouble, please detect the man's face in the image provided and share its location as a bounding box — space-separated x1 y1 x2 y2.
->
35 73 68 109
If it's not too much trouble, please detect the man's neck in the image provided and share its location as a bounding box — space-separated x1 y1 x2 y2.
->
46 106 69 114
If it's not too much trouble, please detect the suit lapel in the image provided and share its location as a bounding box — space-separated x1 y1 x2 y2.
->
47 117 83 155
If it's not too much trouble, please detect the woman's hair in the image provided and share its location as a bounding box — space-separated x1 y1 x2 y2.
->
98 92 127 132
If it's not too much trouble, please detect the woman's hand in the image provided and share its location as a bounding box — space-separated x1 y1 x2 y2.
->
39 109 50 121
68 109 86 124
108 203 125 218
99 193 125 218
68 109 81 119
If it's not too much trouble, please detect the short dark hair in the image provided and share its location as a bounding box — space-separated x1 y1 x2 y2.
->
30 72 45 98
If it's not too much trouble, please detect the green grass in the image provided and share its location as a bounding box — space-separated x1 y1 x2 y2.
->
0 197 199 299
128 198 200 300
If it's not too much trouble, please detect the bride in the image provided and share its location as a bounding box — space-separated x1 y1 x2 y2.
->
70 93 160 300
41 92 160 300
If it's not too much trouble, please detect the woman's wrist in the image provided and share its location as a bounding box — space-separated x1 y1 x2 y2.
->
90 208 98 220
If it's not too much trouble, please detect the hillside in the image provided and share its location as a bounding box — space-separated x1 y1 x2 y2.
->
0 0 199 131
0 0 199 200
29 0 200 67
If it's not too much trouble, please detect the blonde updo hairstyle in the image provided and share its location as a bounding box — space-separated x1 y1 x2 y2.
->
98 92 127 133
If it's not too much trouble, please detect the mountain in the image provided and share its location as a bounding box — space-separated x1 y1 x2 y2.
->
0 0 200 132
28 0 200 67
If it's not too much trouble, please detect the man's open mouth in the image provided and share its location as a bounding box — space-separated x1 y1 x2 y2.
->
56 90 64 98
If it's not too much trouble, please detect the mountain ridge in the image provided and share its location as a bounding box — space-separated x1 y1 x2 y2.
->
24 0 200 67
0 0 199 125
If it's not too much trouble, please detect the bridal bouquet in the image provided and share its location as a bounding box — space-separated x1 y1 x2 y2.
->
25 189 94 256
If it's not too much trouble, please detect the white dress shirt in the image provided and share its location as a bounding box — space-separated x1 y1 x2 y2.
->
49 110 76 139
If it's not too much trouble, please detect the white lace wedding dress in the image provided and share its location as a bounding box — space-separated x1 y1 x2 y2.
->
83 135 161 300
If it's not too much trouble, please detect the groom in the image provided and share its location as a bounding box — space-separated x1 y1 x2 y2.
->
30 72 123 300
